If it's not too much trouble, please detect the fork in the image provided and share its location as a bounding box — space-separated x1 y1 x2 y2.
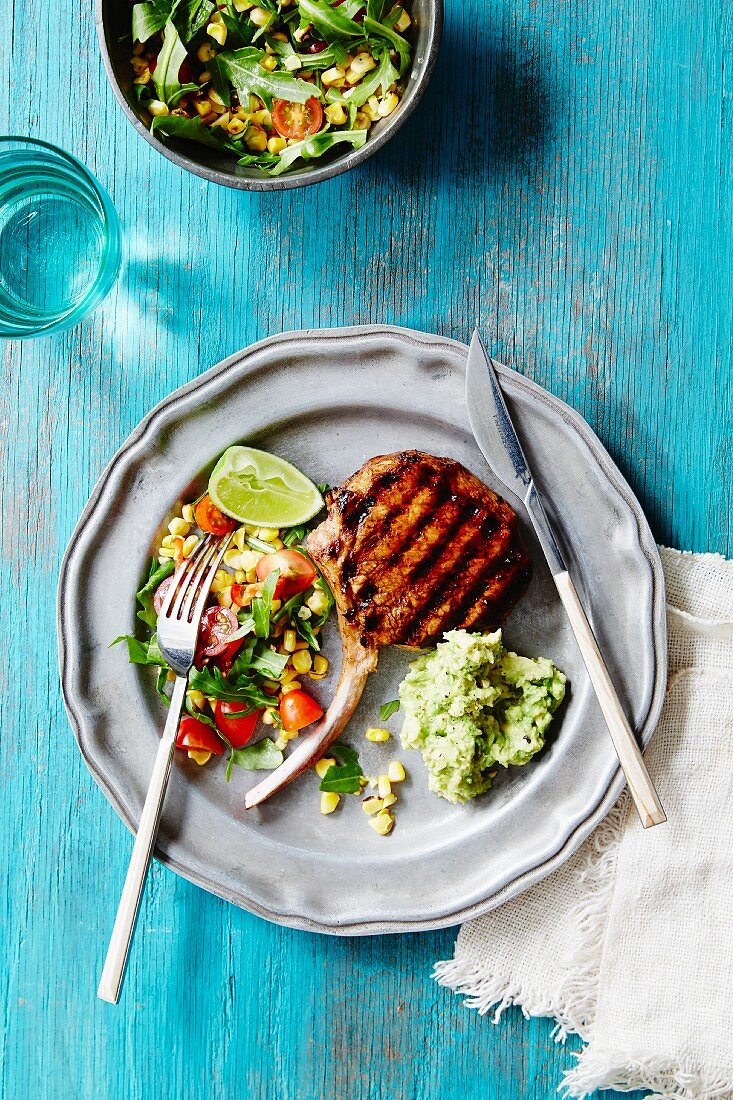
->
98 531 233 1004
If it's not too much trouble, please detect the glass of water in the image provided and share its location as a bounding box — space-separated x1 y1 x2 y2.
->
0 137 121 338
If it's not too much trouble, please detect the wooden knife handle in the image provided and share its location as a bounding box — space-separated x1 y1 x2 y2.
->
554 571 666 829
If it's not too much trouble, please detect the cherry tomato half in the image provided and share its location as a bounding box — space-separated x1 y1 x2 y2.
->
272 97 323 140
256 549 317 600
194 494 237 535
279 689 324 733
200 606 239 656
176 715 225 755
214 701 262 748
213 638 244 676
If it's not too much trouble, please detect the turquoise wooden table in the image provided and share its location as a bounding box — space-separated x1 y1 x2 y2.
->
2 0 730 1096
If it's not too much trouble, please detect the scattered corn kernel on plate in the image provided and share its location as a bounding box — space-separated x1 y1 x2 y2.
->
58 326 666 934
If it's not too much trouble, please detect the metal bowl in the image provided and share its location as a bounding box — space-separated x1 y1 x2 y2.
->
96 0 443 191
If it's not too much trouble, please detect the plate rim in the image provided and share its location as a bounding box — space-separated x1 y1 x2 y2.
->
57 324 667 935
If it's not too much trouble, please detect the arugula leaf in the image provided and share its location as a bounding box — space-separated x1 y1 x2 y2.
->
319 741 365 793
112 634 167 666
226 738 284 780
207 54 233 105
132 0 171 43
153 19 189 103
188 664 272 706
362 16 410 73
252 569 280 638
219 10 256 49
267 129 366 175
297 0 364 39
379 699 401 722
167 82 201 107
156 666 172 704
174 0 215 42
343 49 399 107
135 557 175 629
217 48 318 108
151 114 243 153
250 645 289 678
294 615 320 650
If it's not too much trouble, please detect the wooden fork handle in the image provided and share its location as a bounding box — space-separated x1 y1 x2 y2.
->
98 674 187 1003
554 571 666 829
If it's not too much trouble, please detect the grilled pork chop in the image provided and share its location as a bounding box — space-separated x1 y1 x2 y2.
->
244 451 532 808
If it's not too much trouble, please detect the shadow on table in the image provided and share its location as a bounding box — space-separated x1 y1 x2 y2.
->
374 16 555 191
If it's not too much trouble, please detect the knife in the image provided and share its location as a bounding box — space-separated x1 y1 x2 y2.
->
466 330 666 828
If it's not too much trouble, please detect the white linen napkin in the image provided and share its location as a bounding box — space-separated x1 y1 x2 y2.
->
434 548 733 1100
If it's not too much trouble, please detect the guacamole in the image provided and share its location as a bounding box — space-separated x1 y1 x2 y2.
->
398 630 567 804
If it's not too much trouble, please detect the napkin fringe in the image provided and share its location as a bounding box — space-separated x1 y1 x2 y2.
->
561 1047 733 1100
433 801 627 1042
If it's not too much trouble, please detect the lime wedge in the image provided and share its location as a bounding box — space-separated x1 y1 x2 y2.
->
208 446 324 528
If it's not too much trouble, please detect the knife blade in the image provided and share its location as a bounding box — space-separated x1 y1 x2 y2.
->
465 330 666 829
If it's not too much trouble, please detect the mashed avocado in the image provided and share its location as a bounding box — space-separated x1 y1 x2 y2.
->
398 629 566 804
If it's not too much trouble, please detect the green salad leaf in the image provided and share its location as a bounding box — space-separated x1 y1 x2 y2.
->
135 557 175 629
362 15 410 72
112 633 167 666
226 738 284 780
132 0 171 43
297 0 364 39
153 19 189 103
217 48 318 108
318 742 365 794
174 0 215 42
343 49 399 107
379 699 400 721
266 129 367 176
151 114 244 152
252 569 280 638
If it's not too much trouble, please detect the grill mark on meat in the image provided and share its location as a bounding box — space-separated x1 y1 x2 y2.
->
307 451 532 650
400 521 517 645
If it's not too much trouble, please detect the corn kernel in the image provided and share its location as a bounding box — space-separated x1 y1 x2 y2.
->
217 587 233 609
283 629 297 653
274 735 287 750
194 97 212 117
168 517 190 537
281 729 298 741
262 709 276 725
210 568 230 593
315 757 336 778
207 20 227 44
293 22 311 42
249 5 272 26
320 791 340 815
267 134 287 154
158 547 175 560
223 548 243 568
180 534 198 558
298 605 312 620
148 99 170 117
325 103 347 125
237 549 261 572
381 792 397 808
284 55 302 71
387 760 406 782
182 503 195 524
362 796 384 816
245 126 268 152
322 66 345 87
188 749 212 765
160 533 176 548
369 810 394 835
379 92 399 117
167 669 177 681
354 111 372 130
187 689 207 710
313 655 329 676
364 96 381 122
260 54 277 71
307 590 330 615
292 649 313 674
365 727 390 743
292 639 309 651
233 0 253 9
197 41 216 62
263 679 280 694
133 69 151 85
246 568 259 584
271 538 285 551
271 598 282 611
378 775 392 798
199 69 212 83
234 568 246 583
233 526 247 551
346 52 376 84
280 680 302 695
257 527 280 542
131 56 149 74
393 6 411 32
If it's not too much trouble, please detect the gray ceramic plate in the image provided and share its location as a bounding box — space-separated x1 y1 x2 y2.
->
58 326 666 935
